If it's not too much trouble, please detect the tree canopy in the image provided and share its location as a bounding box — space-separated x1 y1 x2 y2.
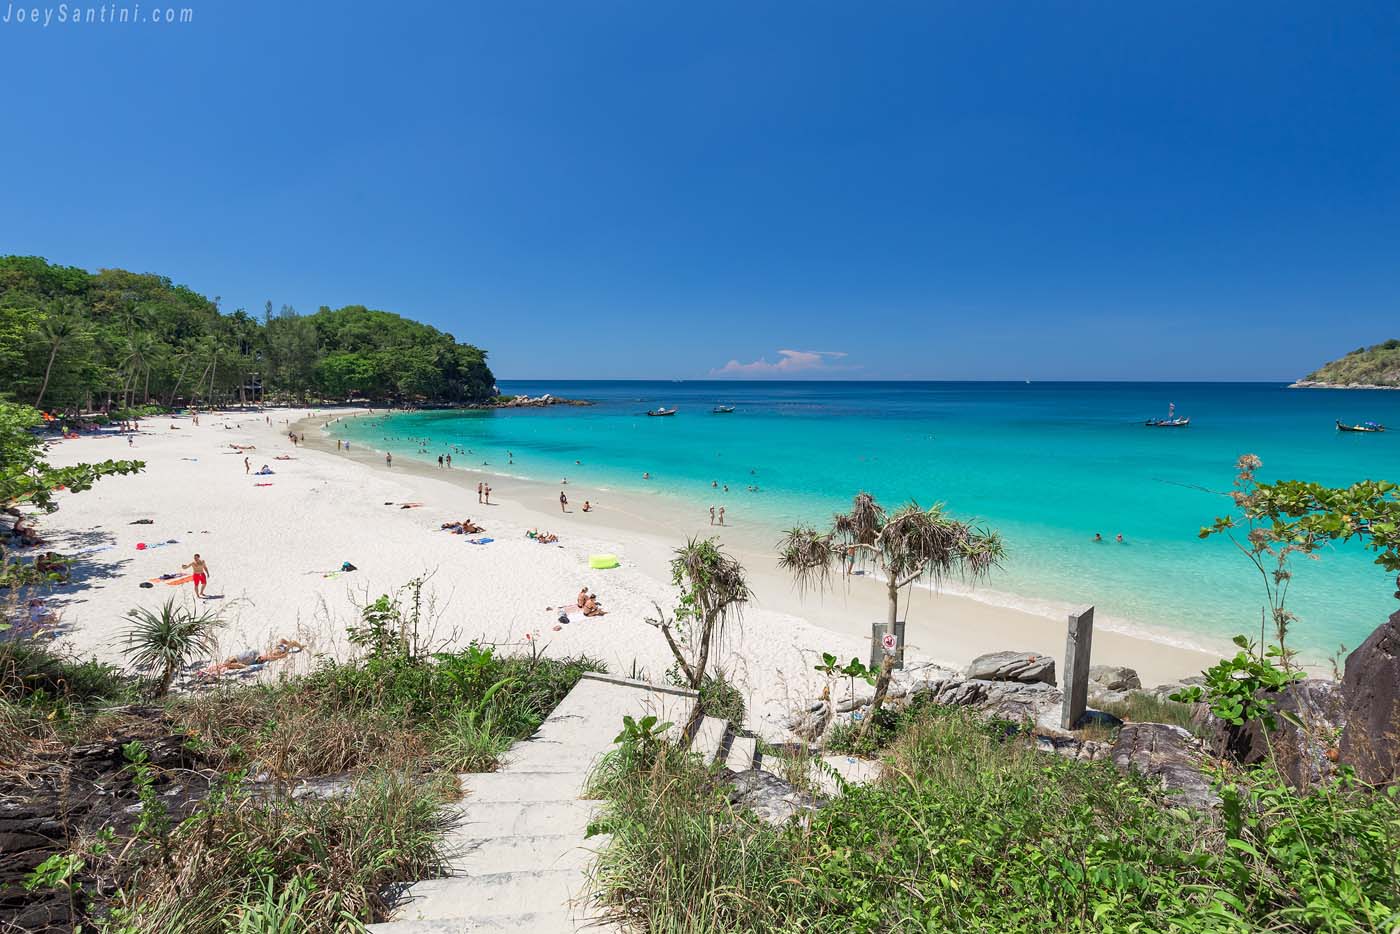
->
0 256 497 410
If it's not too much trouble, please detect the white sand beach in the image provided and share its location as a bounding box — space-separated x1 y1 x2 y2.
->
26 409 1220 738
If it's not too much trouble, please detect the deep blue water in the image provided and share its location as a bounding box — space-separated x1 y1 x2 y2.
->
332 381 1400 660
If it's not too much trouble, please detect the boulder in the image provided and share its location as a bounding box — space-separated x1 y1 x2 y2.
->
1145 676 1205 702
1340 608 1400 786
964 651 1056 685
1110 722 1218 811
1199 678 1345 789
927 678 1061 722
1088 665 1141 692
1034 733 1111 762
728 769 824 827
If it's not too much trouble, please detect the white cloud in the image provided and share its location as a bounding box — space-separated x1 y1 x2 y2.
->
709 349 851 377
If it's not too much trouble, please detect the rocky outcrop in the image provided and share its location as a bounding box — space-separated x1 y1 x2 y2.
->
728 769 825 827
964 651 1056 685
1110 723 1219 811
1340 608 1400 786
1200 679 1346 789
926 678 1062 722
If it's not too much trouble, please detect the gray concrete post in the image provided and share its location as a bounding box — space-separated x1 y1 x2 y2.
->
1060 605 1095 730
870 622 887 672
893 619 906 670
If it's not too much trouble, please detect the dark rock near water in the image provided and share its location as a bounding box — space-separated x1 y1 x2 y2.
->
727 769 825 827
1200 678 1346 789
1340 608 1400 786
1110 723 1219 811
965 651 1056 685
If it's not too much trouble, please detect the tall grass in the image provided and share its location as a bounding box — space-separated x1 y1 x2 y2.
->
587 704 1400 933
105 771 453 933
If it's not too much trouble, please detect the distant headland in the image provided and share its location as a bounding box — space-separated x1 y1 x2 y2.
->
1291 339 1400 389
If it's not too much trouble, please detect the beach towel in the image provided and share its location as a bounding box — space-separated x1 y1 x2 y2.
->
466 537 494 545
163 575 195 586
254 482 274 487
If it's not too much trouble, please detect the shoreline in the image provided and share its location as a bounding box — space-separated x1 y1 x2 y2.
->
25 406 1221 742
306 410 1225 684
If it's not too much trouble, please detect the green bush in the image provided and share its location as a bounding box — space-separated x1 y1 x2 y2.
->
589 703 1400 933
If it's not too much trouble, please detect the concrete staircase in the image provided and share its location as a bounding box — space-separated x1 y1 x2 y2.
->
368 673 696 934
370 673 870 933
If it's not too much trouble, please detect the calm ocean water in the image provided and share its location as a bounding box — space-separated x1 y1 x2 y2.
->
332 381 1400 660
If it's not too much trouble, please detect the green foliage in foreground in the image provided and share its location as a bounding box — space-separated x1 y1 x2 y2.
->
0 254 496 408
1304 338 1400 387
588 706 1400 933
5 599 603 931
103 770 453 933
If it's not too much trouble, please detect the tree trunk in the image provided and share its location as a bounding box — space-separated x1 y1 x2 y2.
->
34 344 58 408
857 580 902 740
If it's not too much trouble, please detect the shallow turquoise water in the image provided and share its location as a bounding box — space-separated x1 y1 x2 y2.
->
332 381 1400 660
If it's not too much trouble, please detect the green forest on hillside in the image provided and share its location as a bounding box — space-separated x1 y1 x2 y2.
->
1301 339 1400 387
0 256 496 410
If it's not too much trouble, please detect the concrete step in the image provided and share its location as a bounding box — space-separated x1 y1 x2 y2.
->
444 832 606 874
440 799 599 839
367 908 612 932
687 715 729 767
458 770 589 803
724 734 757 772
389 869 591 921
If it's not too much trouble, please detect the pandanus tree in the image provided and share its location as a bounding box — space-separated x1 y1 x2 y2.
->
33 312 78 409
779 493 1005 736
648 536 752 690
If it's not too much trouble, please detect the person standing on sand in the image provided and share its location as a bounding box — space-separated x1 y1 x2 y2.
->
709 506 715 525
560 491 568 512
484 484 492 504
718 506 726 526
182 554 210 599
244 456 250 475
446 454 451 468
385 452 392 466
477 482 483 504
437 455 444 468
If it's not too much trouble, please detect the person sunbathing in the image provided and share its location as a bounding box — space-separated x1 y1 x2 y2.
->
583 594 606 617
537 532 559 544
255 465 274 475
197 638 305 678
577 586 589 608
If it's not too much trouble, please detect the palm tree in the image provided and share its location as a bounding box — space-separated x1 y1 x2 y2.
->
33 313 77 409
779 493 1004 736
121 596 224 698
120 333 158 408
649 537 751 690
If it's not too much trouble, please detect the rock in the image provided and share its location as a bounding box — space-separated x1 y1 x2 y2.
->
965 651 1056 685
1088 665 1141 692
1340 608 1400 786
727 769 825 826
1200 679 1346 789
1034 733 1111 762
1145 676 1205 702
1110 723 1218 810
927 678 1061 722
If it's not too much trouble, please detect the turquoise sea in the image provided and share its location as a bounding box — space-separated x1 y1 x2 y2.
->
331 381 1400 661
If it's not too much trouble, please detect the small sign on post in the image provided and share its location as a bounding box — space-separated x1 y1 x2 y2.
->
869 622 887 672
1060 605 1095 731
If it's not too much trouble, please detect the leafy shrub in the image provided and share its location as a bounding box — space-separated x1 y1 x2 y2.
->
590 703 1400 933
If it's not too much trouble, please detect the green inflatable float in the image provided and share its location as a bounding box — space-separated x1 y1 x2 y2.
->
589 554 619 569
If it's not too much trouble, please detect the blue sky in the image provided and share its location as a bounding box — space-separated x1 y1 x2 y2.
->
2 1 1397 380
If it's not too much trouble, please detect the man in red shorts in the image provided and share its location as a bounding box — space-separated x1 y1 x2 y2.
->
182 553 211 599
